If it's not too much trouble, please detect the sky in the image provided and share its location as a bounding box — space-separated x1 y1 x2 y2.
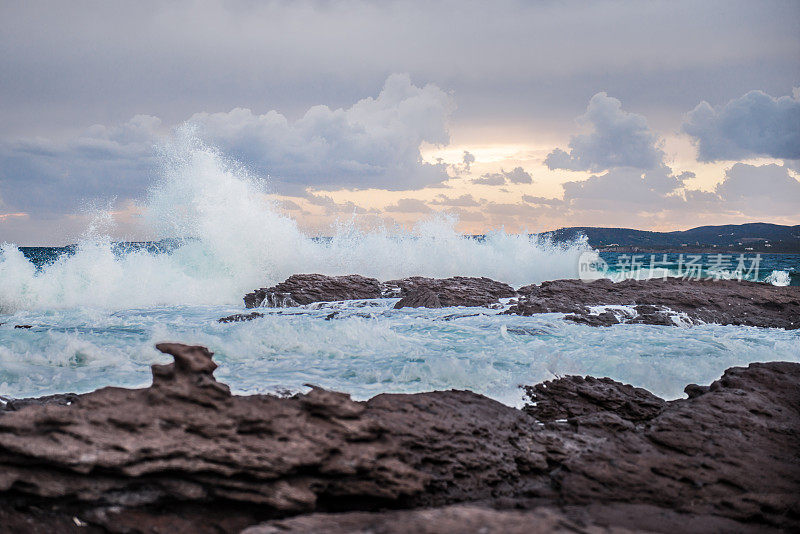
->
1 0 799 245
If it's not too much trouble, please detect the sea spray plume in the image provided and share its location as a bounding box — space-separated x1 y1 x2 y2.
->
0 133 593 311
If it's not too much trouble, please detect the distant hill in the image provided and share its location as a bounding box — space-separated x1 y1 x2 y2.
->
539 223 800 253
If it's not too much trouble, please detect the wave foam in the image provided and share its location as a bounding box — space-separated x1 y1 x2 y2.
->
1 135 590 312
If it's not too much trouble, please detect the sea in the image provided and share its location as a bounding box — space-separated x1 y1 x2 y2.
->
2 142 799 405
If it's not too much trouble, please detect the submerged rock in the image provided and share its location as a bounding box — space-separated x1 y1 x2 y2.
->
507 278 800 328
0 343 798 532
218 311 265 323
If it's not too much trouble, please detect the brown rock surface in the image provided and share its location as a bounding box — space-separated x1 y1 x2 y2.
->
239 274 799 328
244 274 384 308
242 505 638 534
389 276 516 308
508 278 800 328
1 343 797 533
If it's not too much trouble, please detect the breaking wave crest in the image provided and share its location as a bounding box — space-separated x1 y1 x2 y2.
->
0 136 590 312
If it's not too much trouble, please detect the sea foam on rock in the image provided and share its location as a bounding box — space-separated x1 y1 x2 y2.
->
243 274 516 310
239 273 800 329
508 277 800 328
0 343 798 533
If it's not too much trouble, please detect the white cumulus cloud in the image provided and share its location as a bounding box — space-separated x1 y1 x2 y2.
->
188 74 454 193
545 92 664 172
682 88 800 161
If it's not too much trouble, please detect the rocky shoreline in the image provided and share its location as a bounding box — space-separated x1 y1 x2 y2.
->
1 343 798 533
234 274 800 329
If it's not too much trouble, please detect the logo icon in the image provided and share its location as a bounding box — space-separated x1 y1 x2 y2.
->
578 251 609 280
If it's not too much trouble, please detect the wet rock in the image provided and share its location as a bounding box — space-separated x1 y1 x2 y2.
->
508 278 800 329
1 393 79 411
683 383 710 399
628 304 676 326
243 274 517 310
390 276 516 308
244 274 384 308
523 375 666 423
0 344 797 533
564 311 620 326
393 288 443 309
13 325 32 329
218 311 265 323
243 505 635 534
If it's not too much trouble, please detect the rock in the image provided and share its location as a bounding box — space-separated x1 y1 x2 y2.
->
243 504 636 534
390 276 516 308
243 274 517 310
522 375 666 423
218 311 265 323
564 311 620 326
508 278 800 329
393 288 443 309
241 275 799 327
1 393 79 411
13 325 32 329
629 304 676 326
244 274 384 308
0 344 797 533
683 383 710 399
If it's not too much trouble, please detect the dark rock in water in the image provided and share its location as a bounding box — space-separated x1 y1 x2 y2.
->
393 288 443 308
244 273 384 308
390 276 516 308
0 343 798 532
218 311 265 323
243 274 516 310
629 304 676 326
508 278 800 329
13 325 32 329
564 311 620 326
241 274 798 328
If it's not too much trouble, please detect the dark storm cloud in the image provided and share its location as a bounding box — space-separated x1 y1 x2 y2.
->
1 1 797 138
0 75 453 215
682 89 800 161
1 1 799 241
0 116 161 215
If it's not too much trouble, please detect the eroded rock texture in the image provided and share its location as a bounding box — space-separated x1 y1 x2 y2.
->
509 278 800 328
243 273 516 309
243 505 636 534
388 276 516 309
1 344 798 533
239 274 799 328
244 274 385 308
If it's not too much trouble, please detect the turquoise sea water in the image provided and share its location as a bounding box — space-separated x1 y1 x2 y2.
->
2 143 797 404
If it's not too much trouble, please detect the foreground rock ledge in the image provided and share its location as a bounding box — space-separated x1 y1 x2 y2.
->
1 343 798 533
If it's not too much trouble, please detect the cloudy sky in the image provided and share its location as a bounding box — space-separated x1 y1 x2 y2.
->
1 0 799 244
